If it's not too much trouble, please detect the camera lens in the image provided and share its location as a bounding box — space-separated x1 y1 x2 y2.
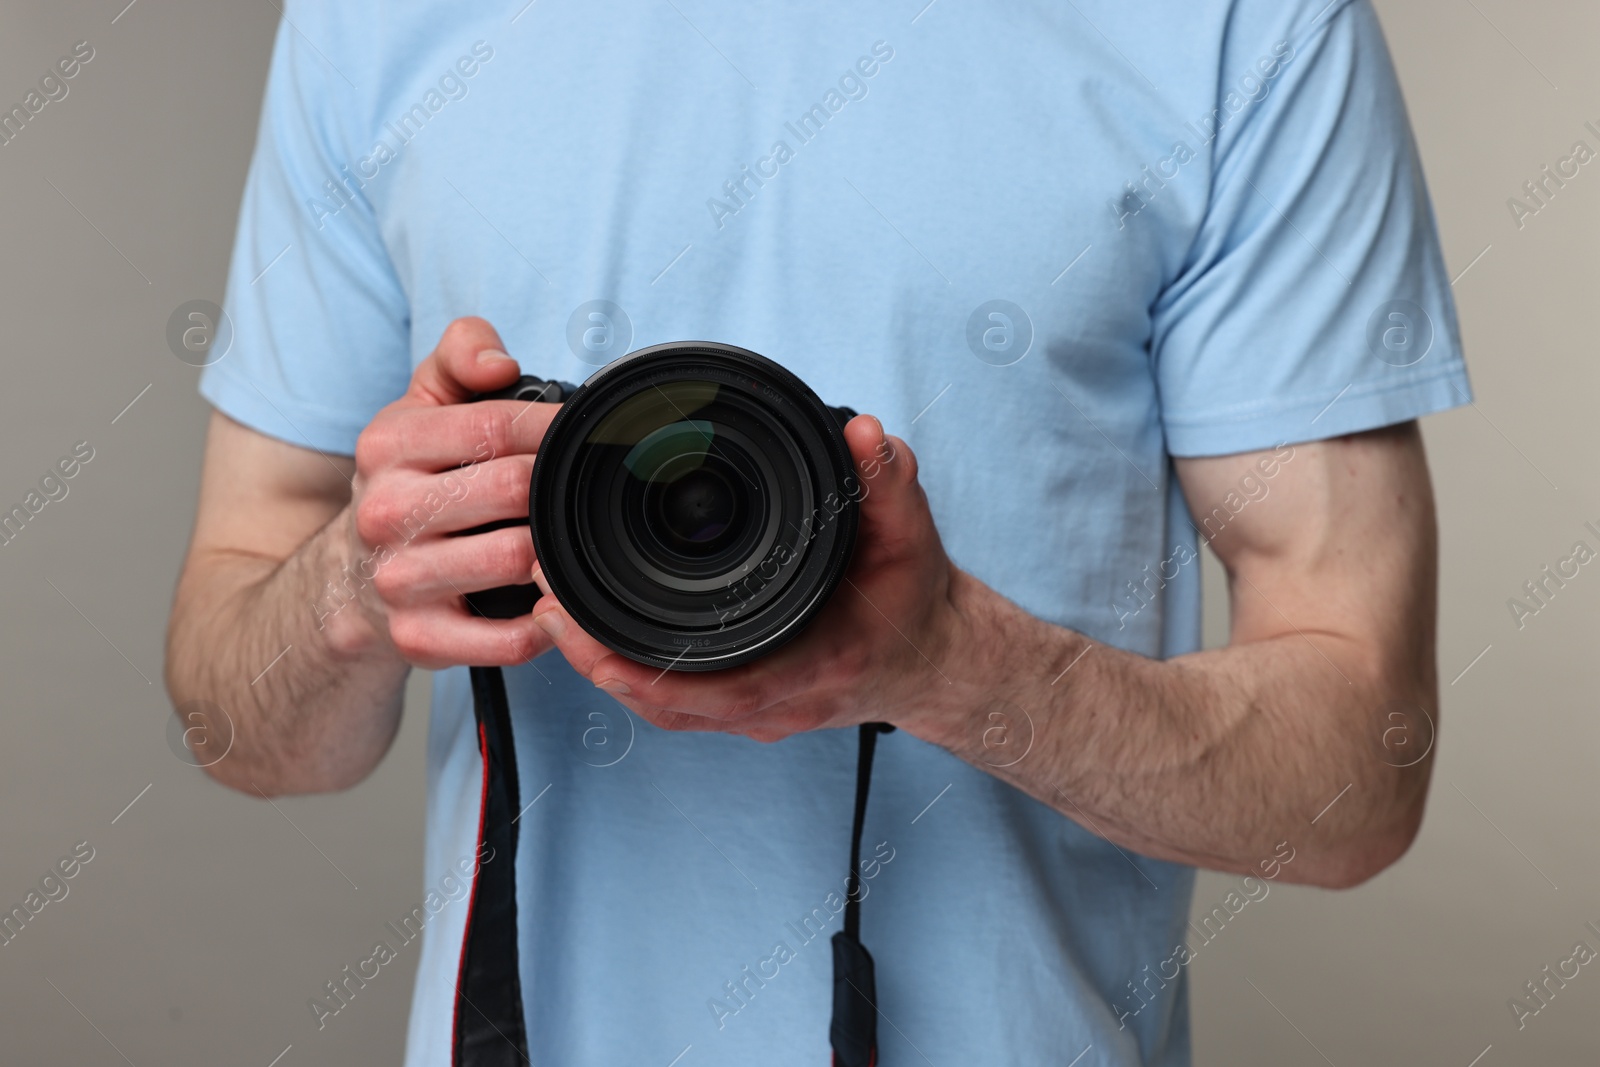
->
633 435 747 567
656 465 735 548
622 418 756 576
530 343 859 671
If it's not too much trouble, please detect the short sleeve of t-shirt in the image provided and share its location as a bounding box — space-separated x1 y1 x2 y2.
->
199 6 411 456
1151 0 1470 457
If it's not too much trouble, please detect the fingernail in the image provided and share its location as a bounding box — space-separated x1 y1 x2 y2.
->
477 348 512 365
531 564 549 595
597 678 631 696
533 611 565 639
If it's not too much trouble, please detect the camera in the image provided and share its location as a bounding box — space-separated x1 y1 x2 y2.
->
456 344 886 1067
465 341 861 671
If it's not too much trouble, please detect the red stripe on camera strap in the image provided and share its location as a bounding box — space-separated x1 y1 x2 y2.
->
452 666 530 1067
832 1054 876 1067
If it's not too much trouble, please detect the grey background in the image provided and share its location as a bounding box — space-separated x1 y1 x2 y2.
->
0 1 1593 1064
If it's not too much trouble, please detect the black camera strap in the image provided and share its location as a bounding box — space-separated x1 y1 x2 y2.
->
454 666 530 1067
452 667 891 1067
830 721 893 1067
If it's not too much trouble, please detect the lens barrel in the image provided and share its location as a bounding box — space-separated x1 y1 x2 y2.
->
530 342 859 671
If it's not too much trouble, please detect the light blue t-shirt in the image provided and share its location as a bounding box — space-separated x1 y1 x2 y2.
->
203 1 1469 1063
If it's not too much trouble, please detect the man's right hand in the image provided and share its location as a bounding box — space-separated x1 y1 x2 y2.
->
343 316 558 669
167 316 562 794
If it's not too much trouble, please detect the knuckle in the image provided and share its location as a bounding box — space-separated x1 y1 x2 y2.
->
490 458 533 510
364 488 428 545
353 494 394 546
468 405 515 462
502 622 542 663
900 448 918 483
486 529 534 581
354 424 394 477
510 533 536 576
370 556 410 602
388 617 430 661
887 436 916 481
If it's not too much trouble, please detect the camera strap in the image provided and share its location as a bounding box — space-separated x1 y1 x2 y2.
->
454 666 530 1067
831 721 893 1067
452 668 892 1067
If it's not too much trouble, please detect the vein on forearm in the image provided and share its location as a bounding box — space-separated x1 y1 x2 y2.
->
932 581 1429 884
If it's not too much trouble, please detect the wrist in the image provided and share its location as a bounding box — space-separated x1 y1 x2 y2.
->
312 506 396 660
894 567 1027 754
896 569 1093 770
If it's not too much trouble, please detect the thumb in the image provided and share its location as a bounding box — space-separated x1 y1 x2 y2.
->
843 415 928 552
405 316 520 406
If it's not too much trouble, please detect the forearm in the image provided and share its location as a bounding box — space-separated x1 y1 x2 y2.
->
528 420 1437 887
165 506 410 796
907 569 1433 888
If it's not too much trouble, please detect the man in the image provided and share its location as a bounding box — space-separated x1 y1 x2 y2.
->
165 0 1468 1062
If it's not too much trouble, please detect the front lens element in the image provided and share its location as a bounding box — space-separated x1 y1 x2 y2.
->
574 380 804 617
646 451 739 550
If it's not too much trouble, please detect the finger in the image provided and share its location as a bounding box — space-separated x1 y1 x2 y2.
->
529 597 636 688
364 400 559 472
844 416 929 555
373 526 536 606
415 455 537 535
358 456 535 543
388 603 553 669
404 317 521 406
610 684 815 740
845 414 918 506
530 590 804 720
629 706 749 735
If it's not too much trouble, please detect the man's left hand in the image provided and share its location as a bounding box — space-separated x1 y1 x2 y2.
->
530 415 970 741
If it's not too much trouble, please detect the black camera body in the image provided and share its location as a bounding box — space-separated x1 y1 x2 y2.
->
466 342 860 672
